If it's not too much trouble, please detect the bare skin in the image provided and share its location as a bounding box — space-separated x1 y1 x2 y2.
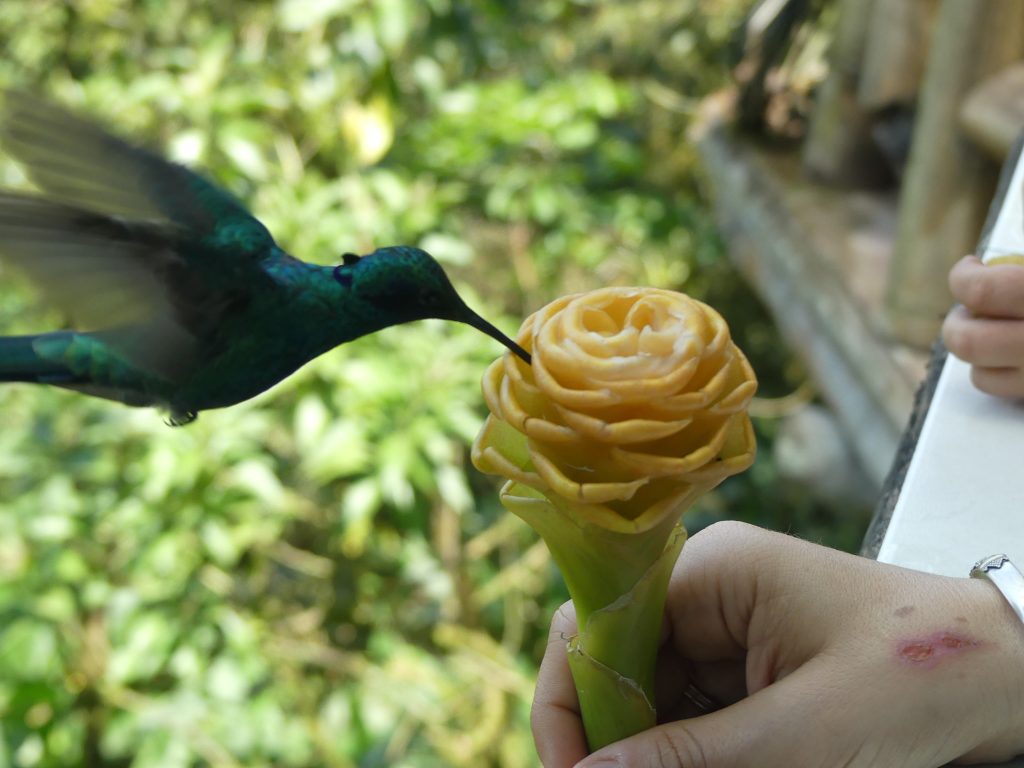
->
532 522 1024 768
943 255 1024 399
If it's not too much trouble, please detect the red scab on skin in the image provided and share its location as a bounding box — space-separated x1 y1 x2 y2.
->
896 631 984 669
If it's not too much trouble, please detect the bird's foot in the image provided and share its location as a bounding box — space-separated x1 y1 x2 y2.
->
165 409 198 427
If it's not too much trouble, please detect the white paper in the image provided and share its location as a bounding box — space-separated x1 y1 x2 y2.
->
876 355 1024 576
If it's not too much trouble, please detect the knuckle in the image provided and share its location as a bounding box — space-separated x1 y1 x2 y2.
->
689 520 771 572
651 725 710 768
943 321 974 361
697 519 762 549
961 273 994 311
946 256 978 296
687 521 801 590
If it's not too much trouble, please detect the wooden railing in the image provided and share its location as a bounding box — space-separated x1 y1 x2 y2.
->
695 0 1024 496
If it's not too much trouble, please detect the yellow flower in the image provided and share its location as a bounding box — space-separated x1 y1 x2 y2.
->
471 287 758 751
472 287 757 532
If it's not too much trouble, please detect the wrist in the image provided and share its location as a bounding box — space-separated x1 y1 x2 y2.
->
960 576 1024 759
875 570 1024 762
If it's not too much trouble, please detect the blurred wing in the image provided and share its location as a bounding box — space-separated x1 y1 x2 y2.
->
0 90 276 269
0 192 222 380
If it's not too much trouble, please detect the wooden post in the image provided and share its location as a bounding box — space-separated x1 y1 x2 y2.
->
885 0 1024 347
857 0 939 110
802 0 889 186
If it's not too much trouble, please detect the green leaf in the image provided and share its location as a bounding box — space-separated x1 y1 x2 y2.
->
207 657 249 702
108 612 176 684
340 478 382 556
436 464 472 514
200 520 240 567
0 620 60 679
419 233 473 266
277 0 359 32
223 460 286 508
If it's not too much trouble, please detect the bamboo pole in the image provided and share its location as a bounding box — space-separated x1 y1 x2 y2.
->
858 0 939 110
802 0 889 186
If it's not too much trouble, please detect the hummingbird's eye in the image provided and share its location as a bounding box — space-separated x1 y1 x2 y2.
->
333 264 353 287
341 252 361 265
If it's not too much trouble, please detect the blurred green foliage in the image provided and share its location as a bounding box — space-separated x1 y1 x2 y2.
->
0 1 860 766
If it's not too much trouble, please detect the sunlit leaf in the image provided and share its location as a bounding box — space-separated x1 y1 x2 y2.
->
223 460 286 509
201 520 240 567
341 97 394 167
436 464 472 515
108 612 176 684
301 420 371 482
340 478 382 557
419 233 473 266
0 620 59 679
276 0 359 32
206 657 249 703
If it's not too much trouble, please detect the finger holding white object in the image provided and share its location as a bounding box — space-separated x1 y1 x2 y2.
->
979 135 1024 265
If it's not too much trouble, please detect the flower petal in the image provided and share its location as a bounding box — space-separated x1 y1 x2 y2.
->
554 404 694 445
531 447 650 504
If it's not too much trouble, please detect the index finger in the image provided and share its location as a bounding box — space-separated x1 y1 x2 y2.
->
532 601 589 768
949 255 1024 319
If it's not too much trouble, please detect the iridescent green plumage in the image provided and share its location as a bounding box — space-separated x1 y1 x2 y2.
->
0 93 529 425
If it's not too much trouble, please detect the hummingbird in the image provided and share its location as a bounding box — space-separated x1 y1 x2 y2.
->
0 92 530 425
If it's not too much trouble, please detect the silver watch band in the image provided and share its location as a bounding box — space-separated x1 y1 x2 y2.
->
970 554 1024 625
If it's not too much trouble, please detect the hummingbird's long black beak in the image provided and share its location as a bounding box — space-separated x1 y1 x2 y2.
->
462 311 531 364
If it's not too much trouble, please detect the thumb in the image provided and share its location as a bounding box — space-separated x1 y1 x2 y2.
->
574 663 828 768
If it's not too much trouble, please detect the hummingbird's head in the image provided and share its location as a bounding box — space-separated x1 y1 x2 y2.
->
335 245 531 364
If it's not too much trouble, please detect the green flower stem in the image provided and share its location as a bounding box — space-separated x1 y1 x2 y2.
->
499 483 688 751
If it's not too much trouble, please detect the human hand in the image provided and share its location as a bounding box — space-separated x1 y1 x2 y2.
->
532 521 1024 768
943 254 1024 398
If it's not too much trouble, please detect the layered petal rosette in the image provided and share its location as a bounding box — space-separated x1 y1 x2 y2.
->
472 287 757 752
473 287 756 530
